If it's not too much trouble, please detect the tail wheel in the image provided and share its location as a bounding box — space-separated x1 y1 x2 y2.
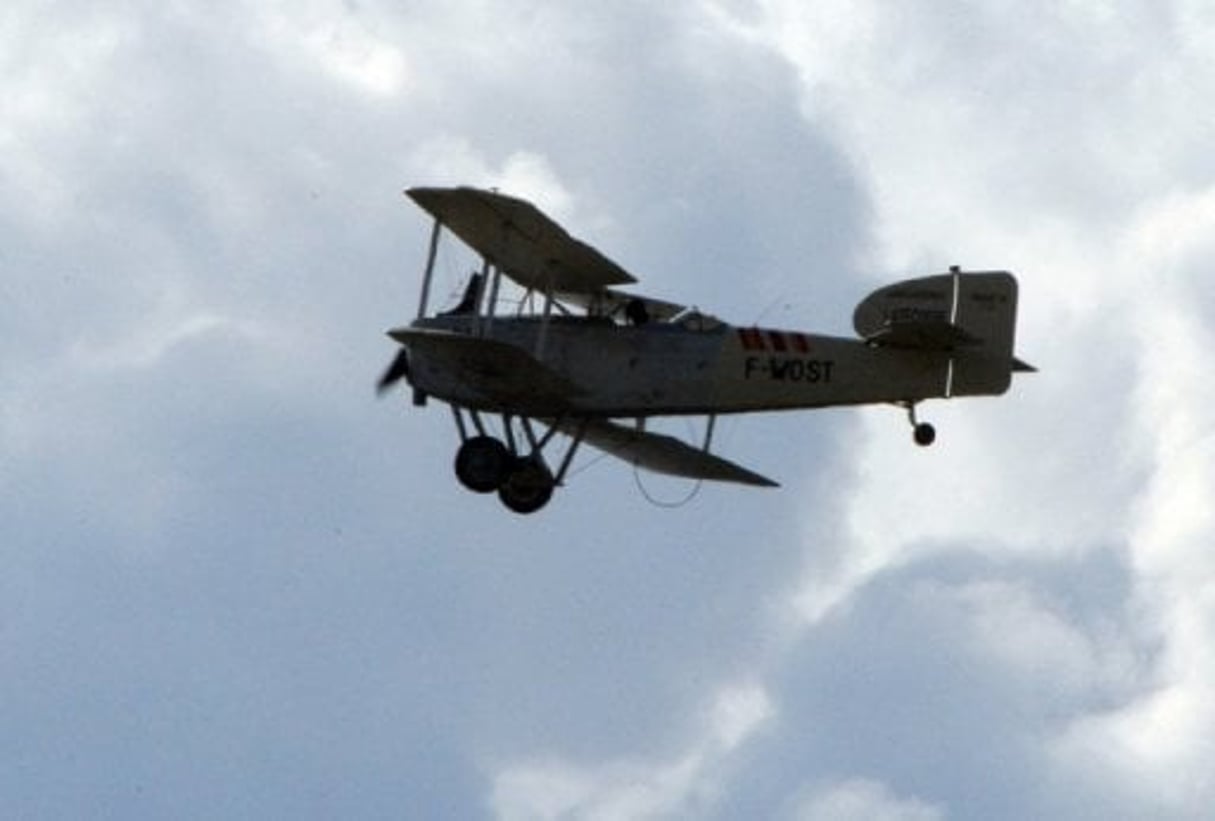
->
498 457 555 514
455 435 511 493
904 402 936 447
913 422 936 447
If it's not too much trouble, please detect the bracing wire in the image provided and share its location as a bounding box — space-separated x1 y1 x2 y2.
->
563 448 613 480
558 430 704 507
632 464 704 509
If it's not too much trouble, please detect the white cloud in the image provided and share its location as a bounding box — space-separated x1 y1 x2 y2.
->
709 681 774 750
490 680 773 820
481 4 1215 816
407 140 574 219
255 1 411 97
72 311 278 373
1044 185 1215 813
0 7 136 228
786 777 943 821
952 580 1107 692
491 756 702 821
704 1 1215 817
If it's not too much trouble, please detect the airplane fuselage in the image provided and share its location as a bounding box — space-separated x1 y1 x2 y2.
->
404 313 994 419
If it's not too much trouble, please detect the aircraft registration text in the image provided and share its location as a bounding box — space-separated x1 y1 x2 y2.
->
744 356 834 384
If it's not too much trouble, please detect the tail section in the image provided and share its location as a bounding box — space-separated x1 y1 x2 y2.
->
853 269 1030 397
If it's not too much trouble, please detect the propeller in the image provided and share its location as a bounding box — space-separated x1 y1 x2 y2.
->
376 348 412 395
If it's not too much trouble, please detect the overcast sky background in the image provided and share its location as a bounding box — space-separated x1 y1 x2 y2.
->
4 1 1214 818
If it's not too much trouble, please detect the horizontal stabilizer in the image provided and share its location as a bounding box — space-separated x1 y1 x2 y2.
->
1012 357 1037 373
854 270 1017 352
569 419 779 487
406 186 636 294
863 318 981 350
387 327 582 413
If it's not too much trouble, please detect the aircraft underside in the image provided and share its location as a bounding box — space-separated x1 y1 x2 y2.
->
386 324 919 512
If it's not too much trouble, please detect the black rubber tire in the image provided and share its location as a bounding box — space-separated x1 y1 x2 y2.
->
498 458 555 514
454 436 511 493
913 423 936 447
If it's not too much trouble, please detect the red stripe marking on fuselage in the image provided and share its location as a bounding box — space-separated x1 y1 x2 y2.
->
738 328 766 351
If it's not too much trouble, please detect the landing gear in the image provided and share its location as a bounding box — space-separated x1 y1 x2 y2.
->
498 457 555 515
450 410 579 514
904 402 936 447
454 435 511 493
913 422 936 447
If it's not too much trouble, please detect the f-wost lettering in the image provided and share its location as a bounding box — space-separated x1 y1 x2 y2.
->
745 356 834 384
773 358 834 383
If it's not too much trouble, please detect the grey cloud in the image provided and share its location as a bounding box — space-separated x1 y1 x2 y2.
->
2 2 868 817
710 548 1158 821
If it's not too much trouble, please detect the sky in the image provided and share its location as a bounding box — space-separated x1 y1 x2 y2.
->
3 1 1214 818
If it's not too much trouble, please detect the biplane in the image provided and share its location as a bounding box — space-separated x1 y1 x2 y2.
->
378 186 1034 513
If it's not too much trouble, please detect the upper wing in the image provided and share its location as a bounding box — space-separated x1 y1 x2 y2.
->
406 186 636 294
388 327 583 413
567 419 779 487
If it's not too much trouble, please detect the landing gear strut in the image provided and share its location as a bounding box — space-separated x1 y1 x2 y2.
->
450 410 569 514
905 402 936 447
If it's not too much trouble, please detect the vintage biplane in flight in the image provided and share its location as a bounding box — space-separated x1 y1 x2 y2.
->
378 186 1034 513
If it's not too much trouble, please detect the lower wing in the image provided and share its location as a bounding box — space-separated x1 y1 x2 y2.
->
568 419 779 488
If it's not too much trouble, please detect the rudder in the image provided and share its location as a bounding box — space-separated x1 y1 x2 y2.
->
950 271 1018 396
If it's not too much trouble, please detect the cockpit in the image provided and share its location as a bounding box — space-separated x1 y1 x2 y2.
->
669 308 723 332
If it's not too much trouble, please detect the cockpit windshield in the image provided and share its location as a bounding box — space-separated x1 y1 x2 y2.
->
670 309 723 332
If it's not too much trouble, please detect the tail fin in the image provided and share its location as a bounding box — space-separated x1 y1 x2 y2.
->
853 269 1026 396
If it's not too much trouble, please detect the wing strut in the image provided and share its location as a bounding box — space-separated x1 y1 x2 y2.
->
534 285 556 359
417 218 442 319
471 258 491 335
518 416 563 455
553 418 589 486
483 263 503 335
451 404 469 440
702 414 717 452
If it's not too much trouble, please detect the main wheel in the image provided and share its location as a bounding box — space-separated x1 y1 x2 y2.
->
454 436 511 493
498 458 555 514
913 422 936 447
